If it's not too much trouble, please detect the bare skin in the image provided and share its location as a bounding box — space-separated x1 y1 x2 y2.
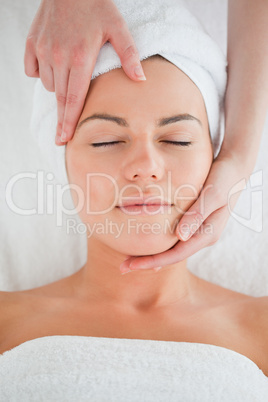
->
0 275 267 377
1 57 267 378
24 0 268 275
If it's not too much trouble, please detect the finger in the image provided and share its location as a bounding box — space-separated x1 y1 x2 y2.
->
122 238 192 271
24 36 40 78
53 66 70 145
60 33 104 142
38 62 55 92
131 232 207 269
120 257 135 273
60 63 93 142
108 19 146 81
176 183 219 241
125 207 229 271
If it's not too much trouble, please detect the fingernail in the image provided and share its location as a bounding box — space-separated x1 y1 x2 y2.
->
194 212 204 225
129 262 149 269
180 228 191 241
55 134 61 143
121 269 132 275
153 267 162 272
134 65 146 80
120 265 131 273
61 132 67 142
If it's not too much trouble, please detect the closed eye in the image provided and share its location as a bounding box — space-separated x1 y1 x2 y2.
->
91 141 122 148
162 141 192 147
91 140 192 148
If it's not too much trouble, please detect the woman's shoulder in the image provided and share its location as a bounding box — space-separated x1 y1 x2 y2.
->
240 295 268 331
0 288 57 354
0 289 22 312
245 295 268 341
0 290 26 326
237 295 268 376
0 288 35 305
0 289 45 332
0 291 20 344
220 291 268 346
200 281 268 375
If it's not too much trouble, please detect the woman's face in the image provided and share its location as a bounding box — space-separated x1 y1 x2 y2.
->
65 57 213 256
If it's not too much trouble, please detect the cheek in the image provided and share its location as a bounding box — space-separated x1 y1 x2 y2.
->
66 145 120 217
172 149 212 214
65 146 87 208
86 175 119 214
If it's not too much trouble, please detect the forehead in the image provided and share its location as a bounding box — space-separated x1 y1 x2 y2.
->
80 58 208 131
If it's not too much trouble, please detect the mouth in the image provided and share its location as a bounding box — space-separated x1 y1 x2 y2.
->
116 203 173 215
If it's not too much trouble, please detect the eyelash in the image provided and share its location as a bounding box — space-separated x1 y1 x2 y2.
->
91 141 192 148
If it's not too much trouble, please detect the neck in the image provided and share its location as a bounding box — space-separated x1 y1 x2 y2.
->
72 237 200 312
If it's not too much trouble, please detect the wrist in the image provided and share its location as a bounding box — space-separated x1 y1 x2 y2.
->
218 143 258 176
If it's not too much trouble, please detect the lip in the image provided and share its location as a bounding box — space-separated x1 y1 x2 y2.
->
117 197 173 207
116 197 173 215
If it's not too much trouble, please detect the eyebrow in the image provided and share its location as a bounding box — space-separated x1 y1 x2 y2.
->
76 112 202 131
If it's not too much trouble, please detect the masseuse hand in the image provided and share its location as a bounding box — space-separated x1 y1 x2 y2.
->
25 0 268 273
24 0 146 145
120 152 250 273
120 0 268 273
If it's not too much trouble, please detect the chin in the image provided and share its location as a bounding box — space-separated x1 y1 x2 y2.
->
109 234 179 257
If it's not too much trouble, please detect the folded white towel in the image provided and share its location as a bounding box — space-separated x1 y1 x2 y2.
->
0 336 267 401
30 0 227 186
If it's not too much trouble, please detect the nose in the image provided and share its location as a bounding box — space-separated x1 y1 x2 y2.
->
123 142 165 182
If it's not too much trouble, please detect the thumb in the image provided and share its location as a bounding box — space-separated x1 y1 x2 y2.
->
176 185 215 241
107 19 146 81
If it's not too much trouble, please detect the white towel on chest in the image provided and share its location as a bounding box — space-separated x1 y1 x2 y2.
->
0 336 267 402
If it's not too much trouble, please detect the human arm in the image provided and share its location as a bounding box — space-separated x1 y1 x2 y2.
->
222 0 268 167
24 0 146 145
120 0 268 273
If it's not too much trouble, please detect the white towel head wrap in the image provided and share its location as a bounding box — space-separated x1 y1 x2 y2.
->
30 0 227 186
